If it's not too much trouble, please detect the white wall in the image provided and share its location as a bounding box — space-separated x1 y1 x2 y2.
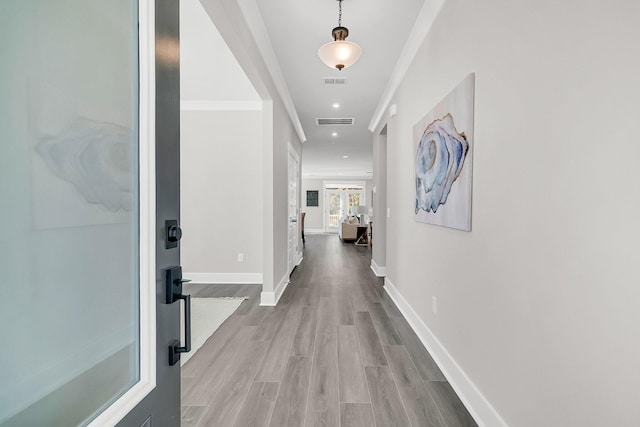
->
372 129 388 273
301 179 324 231
180 110 263 282
199 0 303 304
180 0 265 284
180 0 257 102
383 0 640 426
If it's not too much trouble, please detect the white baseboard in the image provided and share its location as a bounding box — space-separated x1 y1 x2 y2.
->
184 272 263 284
304 229 325 234
383 278 507 427
370 259 387 277
260 272 289 306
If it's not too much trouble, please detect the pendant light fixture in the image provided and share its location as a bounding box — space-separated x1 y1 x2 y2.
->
317 0 362 71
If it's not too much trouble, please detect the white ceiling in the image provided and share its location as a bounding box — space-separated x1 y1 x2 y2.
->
255 0 424 179
181 0 427 179
180 0 259 102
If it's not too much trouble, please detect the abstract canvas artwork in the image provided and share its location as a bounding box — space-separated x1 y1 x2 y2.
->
414 73 475 231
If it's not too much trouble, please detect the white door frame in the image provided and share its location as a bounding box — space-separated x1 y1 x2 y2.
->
88 0 156 424
287 144 301 274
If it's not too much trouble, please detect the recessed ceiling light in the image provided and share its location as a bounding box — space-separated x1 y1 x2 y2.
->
332 103 340 108
331 132 338 137
342 155 349 159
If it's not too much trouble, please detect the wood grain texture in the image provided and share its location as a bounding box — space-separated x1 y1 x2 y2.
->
181 406 205 427
365 366 411 427
315 296 337 337
181 235 476 427
305 331 339 426
337 325 369 403
369 302 403 345
181 314 246 379
181 324 258 406
354 311 388 366
254 303 304 382
392 315 447 381
233 382 279 427
291 305 318 357
385 345 445 427
334 286 355 326
197 340 269 426
268 356 312 427
348 284 370 313
251 308 286 341
340 403 375 427
426 381 478 427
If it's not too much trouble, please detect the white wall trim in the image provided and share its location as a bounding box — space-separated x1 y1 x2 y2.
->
370 259 387 277
302 174 373 180
368 0 447 132
260 272 289 306
383 278 507 427
184 272 263 284
236 0 306 143
305 229 325 234
180 100 263 111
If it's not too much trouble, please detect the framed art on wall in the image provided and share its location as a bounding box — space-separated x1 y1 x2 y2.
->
306 190 319 207
414 73 475 231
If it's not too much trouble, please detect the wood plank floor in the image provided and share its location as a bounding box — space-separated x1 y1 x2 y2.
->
181 234 477 427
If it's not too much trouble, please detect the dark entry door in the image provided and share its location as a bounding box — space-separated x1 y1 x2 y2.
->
0 0 183 425
119 0 183 425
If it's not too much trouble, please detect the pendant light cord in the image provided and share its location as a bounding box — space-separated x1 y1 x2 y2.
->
338 0 343 27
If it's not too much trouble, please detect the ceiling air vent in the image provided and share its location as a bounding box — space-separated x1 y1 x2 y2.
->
323 77 348 85
316 118 355 126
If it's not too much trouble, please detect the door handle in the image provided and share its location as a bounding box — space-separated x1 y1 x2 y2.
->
166 266 192 366
169 293 190 366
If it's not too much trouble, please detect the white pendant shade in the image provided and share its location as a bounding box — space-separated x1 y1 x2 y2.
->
318 40 362 70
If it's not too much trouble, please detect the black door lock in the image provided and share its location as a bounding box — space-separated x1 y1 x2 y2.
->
165 220 182 249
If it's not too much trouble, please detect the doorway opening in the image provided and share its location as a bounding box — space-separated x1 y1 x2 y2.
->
323 182 366 233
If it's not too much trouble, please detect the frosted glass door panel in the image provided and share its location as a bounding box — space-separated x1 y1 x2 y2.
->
0 0 140 425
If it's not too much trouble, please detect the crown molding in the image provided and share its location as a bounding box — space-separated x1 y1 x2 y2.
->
180 100 263 111
368 0 447 133
236 0 307 143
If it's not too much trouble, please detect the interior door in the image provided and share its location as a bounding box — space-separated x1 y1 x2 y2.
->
0 1 182 426
287 147 300 273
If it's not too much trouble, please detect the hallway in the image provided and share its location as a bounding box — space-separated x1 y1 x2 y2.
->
181 234 476 426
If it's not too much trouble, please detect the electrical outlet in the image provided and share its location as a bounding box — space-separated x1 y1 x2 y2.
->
387 207 391 218
237 253 244 263
432 296 438 315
